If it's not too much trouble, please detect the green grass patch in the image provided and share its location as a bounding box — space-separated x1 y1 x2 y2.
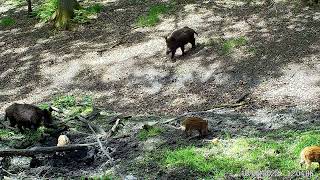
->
138 126 163 141
162 130 320 178
0 17 16 27
4 127 46 148
53 95 93 118
6 0 25 6
164 146 242 177
222 36 248 54
0 129 15 139
73 4 103 24
137 4 173 27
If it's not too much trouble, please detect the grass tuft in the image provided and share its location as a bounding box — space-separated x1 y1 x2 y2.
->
222 36 248 54
137 4 173 27
0 17 16 26
138 126 163 141
53 95 93 118
73 4 103 24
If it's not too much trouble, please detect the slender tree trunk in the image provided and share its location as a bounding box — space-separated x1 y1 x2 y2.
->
54 0 80 30
26 0 32 14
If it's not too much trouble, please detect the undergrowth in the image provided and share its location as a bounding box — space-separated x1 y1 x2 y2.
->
160 130 320 178
138 126 163 141
137 3 174 27
0 17 16 26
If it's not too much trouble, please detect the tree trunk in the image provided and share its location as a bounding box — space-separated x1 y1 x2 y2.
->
26 0 32 14
54 0 80 30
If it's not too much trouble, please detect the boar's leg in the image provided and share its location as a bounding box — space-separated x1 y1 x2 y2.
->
171 49 176 59
191 38 196 48
181 46 185 56
198 129 203 137
9 118 17 127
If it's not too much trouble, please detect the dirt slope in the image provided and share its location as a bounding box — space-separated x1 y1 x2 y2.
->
1 0 320 119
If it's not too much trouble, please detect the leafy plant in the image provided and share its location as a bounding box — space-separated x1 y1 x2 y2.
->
137 4 173 27
0 17 16 26
35 0 58 22
73 4 103 24
138 126 163 140
52 95 93 118
222 36 248 54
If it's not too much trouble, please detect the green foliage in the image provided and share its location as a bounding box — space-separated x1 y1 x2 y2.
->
53 95 76 109
35 0 58 22
222 36 248 54
137 4 173 27
73 4 103 24
6 0 25 6
0 17 16 27
38 103 50 110
5 127 45 148
162 133 318 178
138 126 163 141
53 95 93 118
0 129 15 139
293 132 320 156
164 146 242 177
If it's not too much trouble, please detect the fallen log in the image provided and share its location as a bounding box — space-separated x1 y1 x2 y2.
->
0 143 98 157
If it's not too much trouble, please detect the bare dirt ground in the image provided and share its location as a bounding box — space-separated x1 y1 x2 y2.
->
1 0 320 118
1 0 320 178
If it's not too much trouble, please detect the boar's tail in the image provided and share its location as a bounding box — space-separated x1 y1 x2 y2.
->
194 30 198 36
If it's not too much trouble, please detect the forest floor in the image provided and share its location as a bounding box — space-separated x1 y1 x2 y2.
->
1 0 320 179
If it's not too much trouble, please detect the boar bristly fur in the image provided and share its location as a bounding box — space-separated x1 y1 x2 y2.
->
4 103 53 132
165 26 198 60
182 117 208 138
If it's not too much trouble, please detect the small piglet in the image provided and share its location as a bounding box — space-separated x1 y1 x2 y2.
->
165 26 198 60
4 103 53 132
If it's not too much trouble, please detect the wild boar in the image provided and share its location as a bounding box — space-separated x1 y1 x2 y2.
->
165 26 198 60
4 103 53 132
181 117 208 137
300 146 320 169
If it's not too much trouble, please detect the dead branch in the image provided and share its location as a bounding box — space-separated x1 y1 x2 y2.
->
86 121 113 162
111 119 120 134
77 116 107 136
0 143 97 157
235 93 250 103
161 102 247 124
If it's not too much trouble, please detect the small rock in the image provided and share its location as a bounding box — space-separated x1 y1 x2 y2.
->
125 174 137 180
211 138 220 145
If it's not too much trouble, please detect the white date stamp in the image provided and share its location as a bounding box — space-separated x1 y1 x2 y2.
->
227 170 314 178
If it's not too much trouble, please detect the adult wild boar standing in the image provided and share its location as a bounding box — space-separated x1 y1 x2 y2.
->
165 26 198 60
4 103 53 132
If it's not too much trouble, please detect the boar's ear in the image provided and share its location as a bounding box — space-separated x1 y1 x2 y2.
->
163 36 167 41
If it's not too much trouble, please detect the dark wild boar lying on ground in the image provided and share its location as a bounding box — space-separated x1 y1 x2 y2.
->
4 103 53 132
165 26 198 60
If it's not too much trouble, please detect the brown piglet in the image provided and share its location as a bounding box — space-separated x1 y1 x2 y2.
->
181 117 208 137
300 146 320 169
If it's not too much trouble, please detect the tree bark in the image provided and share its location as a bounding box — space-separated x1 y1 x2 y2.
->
0 143 96 157
54 0 81 30
26 0 32 14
